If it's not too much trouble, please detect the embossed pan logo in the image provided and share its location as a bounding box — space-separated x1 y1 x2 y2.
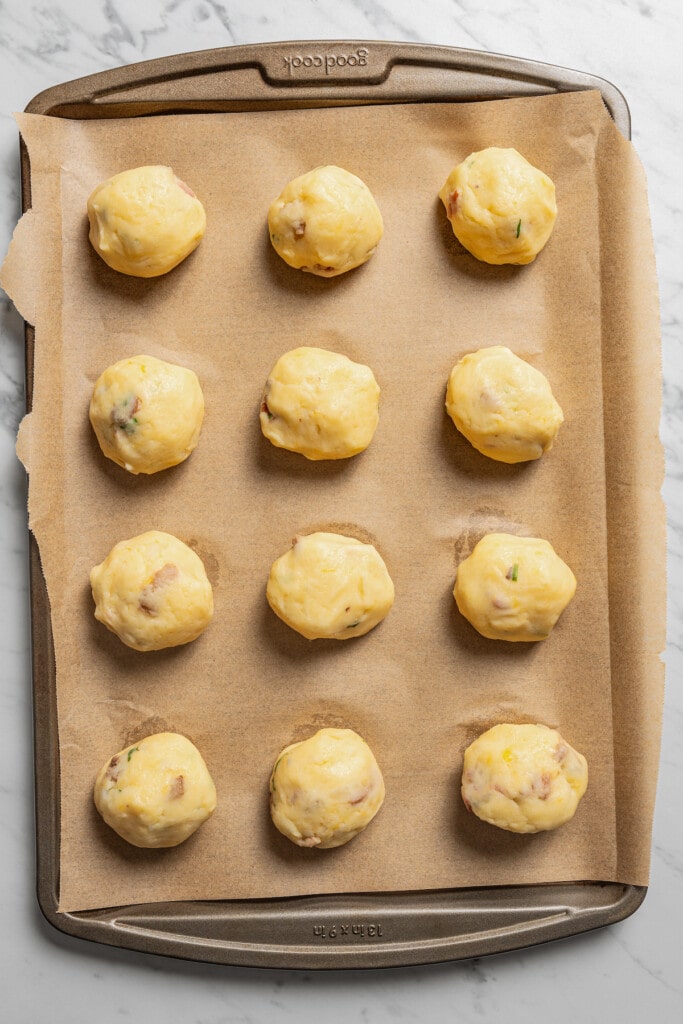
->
283 47 370 75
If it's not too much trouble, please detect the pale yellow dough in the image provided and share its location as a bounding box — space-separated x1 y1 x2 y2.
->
90 531 214 651
270 728 385 848
454 533 576 642
461 723 588 833
446 346 563 463
268 165 383 276
439 147 557 265
87 165 206 277
94 732 217 848
267 532 394 640
260 347 380 460
89 354 205 475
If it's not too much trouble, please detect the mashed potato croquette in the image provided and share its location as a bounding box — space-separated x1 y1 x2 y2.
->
268 165 383 276
270 728 385 848
260 346 380 460
89 354 204 475
90 531 213 651
94 732 217 848
266 532 394 640
461 723 588 833
87 165 206 277
446 346 563 463
454 533 576 642
439 147 557 265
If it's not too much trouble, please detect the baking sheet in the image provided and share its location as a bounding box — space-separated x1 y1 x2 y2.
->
1 89 663 914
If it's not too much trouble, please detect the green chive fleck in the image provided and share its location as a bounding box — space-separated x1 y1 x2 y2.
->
127 746 139 762
516 219 521 238
347 621 361 629
512 563 519 582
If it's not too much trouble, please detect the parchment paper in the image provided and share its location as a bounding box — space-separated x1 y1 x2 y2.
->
1 90 664 912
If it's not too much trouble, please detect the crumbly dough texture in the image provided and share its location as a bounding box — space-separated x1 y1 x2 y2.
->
268 165 383 276
266 532 394 640
90 530 214 651
454 533 576 642
260 347 380 460
461 723 588 833
89 354 205 475
87 165 206 277
269 728 385 848
94 732 217 848
439 147 557 265
446 346 564 463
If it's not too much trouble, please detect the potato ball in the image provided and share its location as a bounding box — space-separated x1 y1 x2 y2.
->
439 147 557 265
266 532 394 640
268 165 383 276
461 723 588 833
446 346 563 463
94 732 217 848
89 354 204 474
90 530 214 651
270 728 385 848
260 346 380 460
87 165 206 277
454 533 576 642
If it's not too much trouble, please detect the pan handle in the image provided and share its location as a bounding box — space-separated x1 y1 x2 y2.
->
42 883 646 969
25 40 630 138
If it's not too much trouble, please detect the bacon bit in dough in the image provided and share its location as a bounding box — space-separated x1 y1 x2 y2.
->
139 562 180 615
105 755 120 783
554 743 568 762
169 775 185 800
447 189 459 217
110 395 141 431
293 221 306 238
261 398 275 420
531 773 552 800
152 563 180 587
348 790 369 806
492 595 511 610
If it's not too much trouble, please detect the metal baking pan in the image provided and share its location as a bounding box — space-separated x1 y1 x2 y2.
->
22 40 642 969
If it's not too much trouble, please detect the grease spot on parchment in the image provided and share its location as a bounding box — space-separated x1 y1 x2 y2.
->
185 537 220 587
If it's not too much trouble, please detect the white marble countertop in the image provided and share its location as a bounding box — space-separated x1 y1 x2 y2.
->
1 1 681 1020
